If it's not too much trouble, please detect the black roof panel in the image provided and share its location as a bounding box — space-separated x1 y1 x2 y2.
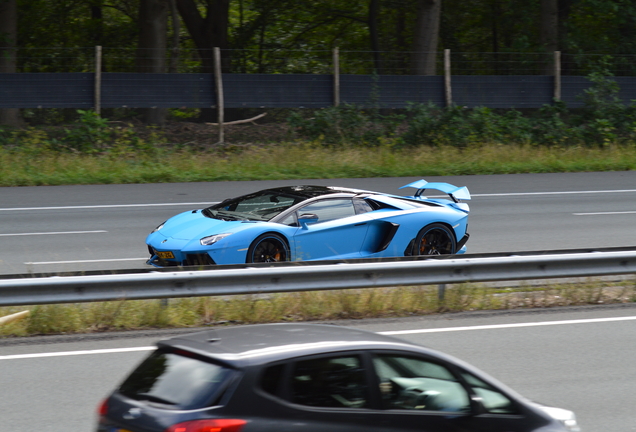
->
157 323 424 367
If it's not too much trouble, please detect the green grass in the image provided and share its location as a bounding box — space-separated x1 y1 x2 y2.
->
2 142 636 187
1 280 634 337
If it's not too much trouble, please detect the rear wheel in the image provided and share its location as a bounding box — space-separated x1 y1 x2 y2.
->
414 223 456 255
247 233 290 263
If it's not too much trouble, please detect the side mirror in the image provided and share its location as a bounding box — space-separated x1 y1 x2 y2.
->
468 395 487 416
298 213 319 229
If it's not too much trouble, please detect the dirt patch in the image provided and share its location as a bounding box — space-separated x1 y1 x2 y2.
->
157 121 294 146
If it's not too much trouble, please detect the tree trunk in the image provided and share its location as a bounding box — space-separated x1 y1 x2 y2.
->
176 0 230 122
137 0 169 125
540 0 558 75
167 0 181 73
368 0 382 73
0 0 22 127
557 0 573 75
176 0 230 73
411 0 441 76
90 0 104 46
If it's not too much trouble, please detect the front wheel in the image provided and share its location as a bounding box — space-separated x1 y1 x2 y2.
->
246 233 290 263
414 223 456 256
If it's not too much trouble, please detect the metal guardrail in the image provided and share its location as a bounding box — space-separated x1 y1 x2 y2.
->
1 249 635 306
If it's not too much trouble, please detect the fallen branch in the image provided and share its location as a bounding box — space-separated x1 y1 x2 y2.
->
0 310 29 326
206 112 267 126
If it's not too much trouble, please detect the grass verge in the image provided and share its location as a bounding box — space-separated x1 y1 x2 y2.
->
1 280 634 338
2 142 636 187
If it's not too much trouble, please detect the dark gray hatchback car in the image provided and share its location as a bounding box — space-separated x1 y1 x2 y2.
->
97 323 580 432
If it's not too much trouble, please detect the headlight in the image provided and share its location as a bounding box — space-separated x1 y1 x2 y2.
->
151 221 166 233
200 233 233 246
539 406 581 432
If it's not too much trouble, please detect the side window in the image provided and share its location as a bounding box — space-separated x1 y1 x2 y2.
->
291 355 368 408
353 198 374 214
279 213 298 227
460 372 518 414
261 363 286 396
297 199 356 225
373 354 470 413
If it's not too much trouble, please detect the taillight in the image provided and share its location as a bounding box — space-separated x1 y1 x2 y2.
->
97 399 109 417
165 419 247 432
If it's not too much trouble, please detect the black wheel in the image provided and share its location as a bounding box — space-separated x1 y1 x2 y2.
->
414 223 456 255
246 233 290 263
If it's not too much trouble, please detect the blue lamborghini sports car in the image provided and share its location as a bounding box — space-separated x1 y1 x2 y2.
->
145 180 470 267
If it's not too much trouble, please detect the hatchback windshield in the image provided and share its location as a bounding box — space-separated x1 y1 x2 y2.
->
203 191 302 221
118 350 234 409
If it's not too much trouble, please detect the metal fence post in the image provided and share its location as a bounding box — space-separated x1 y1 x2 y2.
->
94 46 102 115
444 49 452 107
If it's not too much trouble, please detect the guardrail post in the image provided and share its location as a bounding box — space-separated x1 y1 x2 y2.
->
438 283 446 301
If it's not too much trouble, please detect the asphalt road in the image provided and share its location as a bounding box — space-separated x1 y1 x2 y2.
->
1 304 635 431
2 173 636 431
1 171 636 274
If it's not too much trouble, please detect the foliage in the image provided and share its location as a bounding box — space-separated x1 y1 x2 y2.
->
6 0 636 76
288 104 404 146
289 70 636 148
1 281 634 337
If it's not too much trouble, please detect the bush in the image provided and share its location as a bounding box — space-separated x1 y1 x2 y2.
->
289 68 636 148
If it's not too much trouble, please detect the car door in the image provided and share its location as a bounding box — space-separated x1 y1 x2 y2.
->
256 353 382 432
290 198 371 260
368 352 532 432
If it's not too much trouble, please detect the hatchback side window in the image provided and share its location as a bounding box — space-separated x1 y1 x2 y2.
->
460 371 518 414
373 354 470 412
260 363 286 396
291 355 368 408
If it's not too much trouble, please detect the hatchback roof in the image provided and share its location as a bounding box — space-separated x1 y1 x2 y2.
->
157 323 426 367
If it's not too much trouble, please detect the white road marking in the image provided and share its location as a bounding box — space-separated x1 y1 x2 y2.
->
0 202 211 211
0 230 107 237
24 257 147 265
381 315 636 335
1 189 636 212
573 211 636 216
472 189 636 197
2 315 635 361
0 346 155 360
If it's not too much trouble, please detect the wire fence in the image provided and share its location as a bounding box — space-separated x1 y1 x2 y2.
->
6 47 636 76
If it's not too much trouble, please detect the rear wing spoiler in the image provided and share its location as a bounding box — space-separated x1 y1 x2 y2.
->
399 180 471 203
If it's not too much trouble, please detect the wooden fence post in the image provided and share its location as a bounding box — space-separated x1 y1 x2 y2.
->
554 50 561 102
94 46 102 115
333 47 340 107
214 47 224 144
444 49 452 107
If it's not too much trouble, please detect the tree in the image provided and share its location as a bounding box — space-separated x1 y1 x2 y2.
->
137 0 169 124
176 0 230 73
411 0 441 75
175 0 229 121
540 0 558 75
0 0 22 127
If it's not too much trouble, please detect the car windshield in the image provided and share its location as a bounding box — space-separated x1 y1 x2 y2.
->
118 350 234 410
203 191 302 221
